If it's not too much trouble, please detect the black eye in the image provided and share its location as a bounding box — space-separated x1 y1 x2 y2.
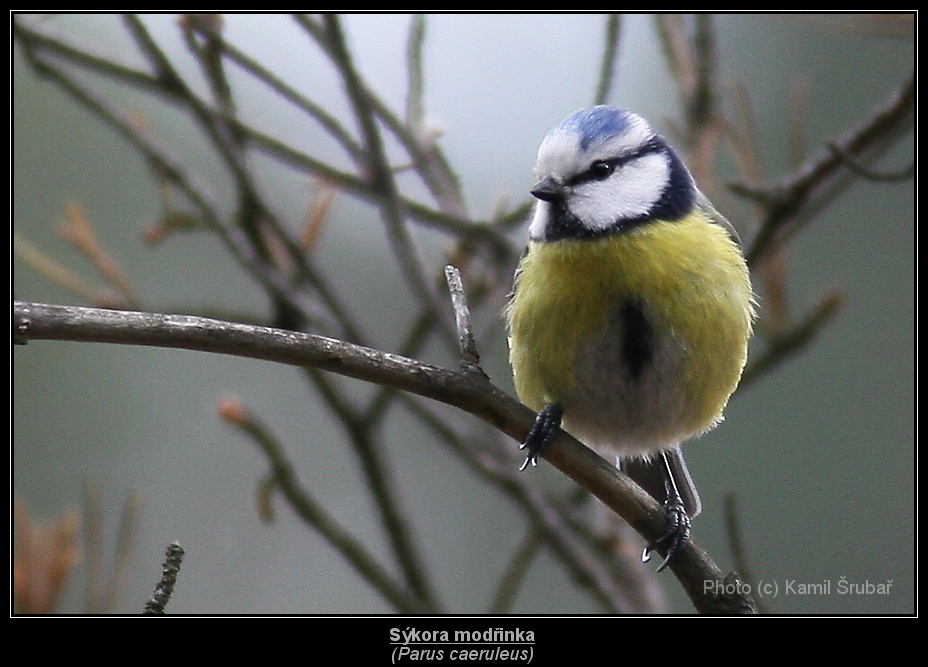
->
588 160 615 180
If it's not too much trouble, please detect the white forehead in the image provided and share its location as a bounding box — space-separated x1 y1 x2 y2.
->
535 108 654 177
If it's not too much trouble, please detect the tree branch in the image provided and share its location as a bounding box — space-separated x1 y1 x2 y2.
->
594 15 622 105
142 541 184 615
739 75 914 265
217 397 435 613
13 299 756 614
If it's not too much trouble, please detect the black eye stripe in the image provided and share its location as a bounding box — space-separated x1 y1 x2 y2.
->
568 137 664 187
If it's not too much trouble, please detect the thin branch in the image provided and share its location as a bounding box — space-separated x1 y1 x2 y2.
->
386 15 468 217
85 486 140 613
404 14 427 134
14 15 517 304
741 291 844 387
242 122 509 250
194 23 366 165
655 15 698 116
656 14 719 127
142 541 184 615
320 16 455 346
594 15 622 105
488 528 544 613
15 14 507 349
826 142 914 182
444 265 481 371
13 300 757 614
105 493 141 612
16 30 364 340
360 310 434 429
179 15 237 128
397 395 634 614
301 366 443 611
91 16 351 336
123 15 249 191
11 17 161 90
723 493 769 614
655 14 724 197
58 202 139 308
690 14 717 128
217 396 433 613
739 75 914 265
13 234 115 306
83 483 104 614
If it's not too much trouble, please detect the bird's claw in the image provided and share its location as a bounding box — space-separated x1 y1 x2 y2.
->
519 403 563 471
518 442 538 471
642 495 691 572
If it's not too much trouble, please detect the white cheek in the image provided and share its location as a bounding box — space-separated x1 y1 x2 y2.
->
528 201 549 240
569 152 669 230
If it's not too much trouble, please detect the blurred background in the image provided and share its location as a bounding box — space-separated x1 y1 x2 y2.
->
13 14 914 614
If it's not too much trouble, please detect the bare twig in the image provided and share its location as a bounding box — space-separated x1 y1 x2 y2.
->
656 15 698 107
826 142 914 182
142 541 184 615
58 202 138 307
13 234 114 306
689 14 717 128
395 15 468 217
444 265 482 370
217 395 434 613
11 17 161 90
320 16 455 346
655 14 724 198
302 365 443 611
741 291 844 387
404 14 427 135
254 19 459 605
723 493 769 614
488 527 544 613
83 484 140 614
201 26 365 164
397 394 637 614
594 15 622 105
25 14 506 248
106 493 141 612
738 75 914 264
294 14 471 220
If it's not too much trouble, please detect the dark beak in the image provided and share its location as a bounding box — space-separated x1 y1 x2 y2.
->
530 175 564 202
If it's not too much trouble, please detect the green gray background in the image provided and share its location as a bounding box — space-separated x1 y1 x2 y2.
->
13 14 914 614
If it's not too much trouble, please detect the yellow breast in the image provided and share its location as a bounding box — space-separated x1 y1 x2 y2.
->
506 213 754 455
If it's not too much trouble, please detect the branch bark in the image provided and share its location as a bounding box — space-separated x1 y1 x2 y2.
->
13 299 757 614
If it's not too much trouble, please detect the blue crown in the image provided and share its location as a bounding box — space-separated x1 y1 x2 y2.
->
552 106 639 151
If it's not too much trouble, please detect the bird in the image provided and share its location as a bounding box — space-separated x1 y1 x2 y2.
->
505 105 755 571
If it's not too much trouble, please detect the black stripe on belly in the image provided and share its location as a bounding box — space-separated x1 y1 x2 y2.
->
620 299 653 380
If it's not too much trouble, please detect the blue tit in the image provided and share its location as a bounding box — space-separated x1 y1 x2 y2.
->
506 105 755 570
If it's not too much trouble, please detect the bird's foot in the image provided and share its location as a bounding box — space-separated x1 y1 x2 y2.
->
519 402 563 470
641 494 691 572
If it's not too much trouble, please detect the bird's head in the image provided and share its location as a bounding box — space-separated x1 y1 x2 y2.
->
529 106 696 242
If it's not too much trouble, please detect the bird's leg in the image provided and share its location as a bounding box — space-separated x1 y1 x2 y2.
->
519 402 563 470
642 450 692 572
